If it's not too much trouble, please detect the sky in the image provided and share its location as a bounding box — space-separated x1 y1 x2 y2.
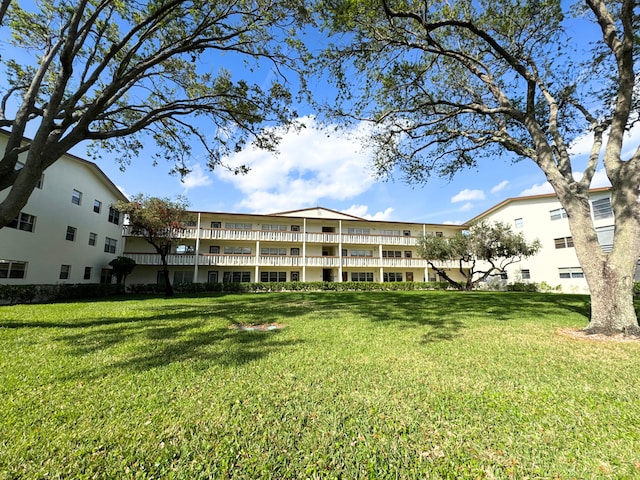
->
78 115 621 226
3 1 632 226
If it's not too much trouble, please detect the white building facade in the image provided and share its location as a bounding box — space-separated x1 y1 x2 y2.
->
470 187 617 293
0 136 128 284
122 207 467 286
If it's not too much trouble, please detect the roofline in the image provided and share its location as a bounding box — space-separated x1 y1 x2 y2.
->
0 129 128 203
465 186 612 225
269 206 366 220
182 208 464 228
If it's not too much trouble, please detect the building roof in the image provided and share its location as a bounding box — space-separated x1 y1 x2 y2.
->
465 186 612 225
270 206 365 220
0 129 129 203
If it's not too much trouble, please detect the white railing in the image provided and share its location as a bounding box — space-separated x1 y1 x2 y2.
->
123 225 421 246
123 253 196 266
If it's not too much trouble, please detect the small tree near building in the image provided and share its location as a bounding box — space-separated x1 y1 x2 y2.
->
115 195 191 297
109 256 136 288
417 221 540 291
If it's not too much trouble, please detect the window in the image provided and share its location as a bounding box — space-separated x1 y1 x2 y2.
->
7 212 36 232
89 232 97 246
403 230 411 236
208 271 219 283
173 271 193 284
435 232 443 237
260 272 287 282
554 237 574 249
382 250 402 258
104 237 117 254
0 260 27 279
290 248 300 256
15 162 43 188
209 246 220 254
225 222 252 230
224 246 251 254
351 272 374 282
514 218 523 229
108 206 120 225
383 272 403 282
100 268 112 284
211 221 221 228
71 189 82 205
521 269 531 280
592 197 613 220
500 272 508 280
261 224 287 231
559 267 584 279
550 208 568 221
291 271 300 281
84 267 92 280
66 226 77 241
381 229 401 236
596 225 614 253
291 225 300 232
347 227 370 235
223 271 251 283
350 250 373 257
93 200 102 213
404 251 412 258
59 265 71 280
260 247 286 255
176 245 195 254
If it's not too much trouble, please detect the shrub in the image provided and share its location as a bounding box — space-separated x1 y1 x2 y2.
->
506 282 539 292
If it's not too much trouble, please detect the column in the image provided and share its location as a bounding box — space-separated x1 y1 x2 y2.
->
194 212 201 281
302 218 307 282
338 220 343 282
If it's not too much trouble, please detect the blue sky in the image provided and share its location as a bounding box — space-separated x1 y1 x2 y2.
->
73 111 621 226
3 2 629 225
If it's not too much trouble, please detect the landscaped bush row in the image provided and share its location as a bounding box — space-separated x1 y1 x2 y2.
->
0 283 124 305
1 279 554 305
126 281 452 295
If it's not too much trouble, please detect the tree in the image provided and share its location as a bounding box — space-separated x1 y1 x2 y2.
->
417 221 540 291
115 195 191 297
0 0 309 229
108 256 136 287
315 0 640 334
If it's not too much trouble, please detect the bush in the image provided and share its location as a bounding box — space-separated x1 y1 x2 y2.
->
506 282 539 292
0 283 123 305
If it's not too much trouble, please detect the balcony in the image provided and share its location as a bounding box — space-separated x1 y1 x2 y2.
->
122 225 419 246
123 253 462 270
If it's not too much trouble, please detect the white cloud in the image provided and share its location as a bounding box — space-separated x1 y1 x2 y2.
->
459 202 475 212
443 220 463 225
520 181 553 196
451 189 485 203
343 204 394 220
181 163 213 190
520 168 611 196
490 180 509 194
569 122 640 158
216 117 377 213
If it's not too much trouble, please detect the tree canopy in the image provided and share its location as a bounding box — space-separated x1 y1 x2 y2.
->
315 0 640 334
115 195 191 296
417 221 540 291
0 0 309 228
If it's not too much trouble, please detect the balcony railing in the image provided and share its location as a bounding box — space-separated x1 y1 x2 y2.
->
122 225 419 246
123 253 463 270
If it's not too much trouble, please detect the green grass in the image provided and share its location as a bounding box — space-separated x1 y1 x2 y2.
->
1 291 639 479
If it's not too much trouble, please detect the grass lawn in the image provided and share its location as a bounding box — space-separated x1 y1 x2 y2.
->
1 290 639 479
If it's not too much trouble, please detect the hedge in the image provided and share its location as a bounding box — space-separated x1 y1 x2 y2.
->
0 283 124 305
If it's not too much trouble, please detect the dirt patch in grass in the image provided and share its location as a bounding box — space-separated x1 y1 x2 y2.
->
229 323 286 332
558 328 640 343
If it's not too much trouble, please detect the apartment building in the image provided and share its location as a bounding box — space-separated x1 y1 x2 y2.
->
0 134 128 284
122 207 467 285
468 187 617 293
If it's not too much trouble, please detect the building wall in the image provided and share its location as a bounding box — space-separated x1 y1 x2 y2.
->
0 146 127 285
123 211 467 285
477 189 615 293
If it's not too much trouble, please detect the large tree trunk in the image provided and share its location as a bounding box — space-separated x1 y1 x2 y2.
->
564 188 640 335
